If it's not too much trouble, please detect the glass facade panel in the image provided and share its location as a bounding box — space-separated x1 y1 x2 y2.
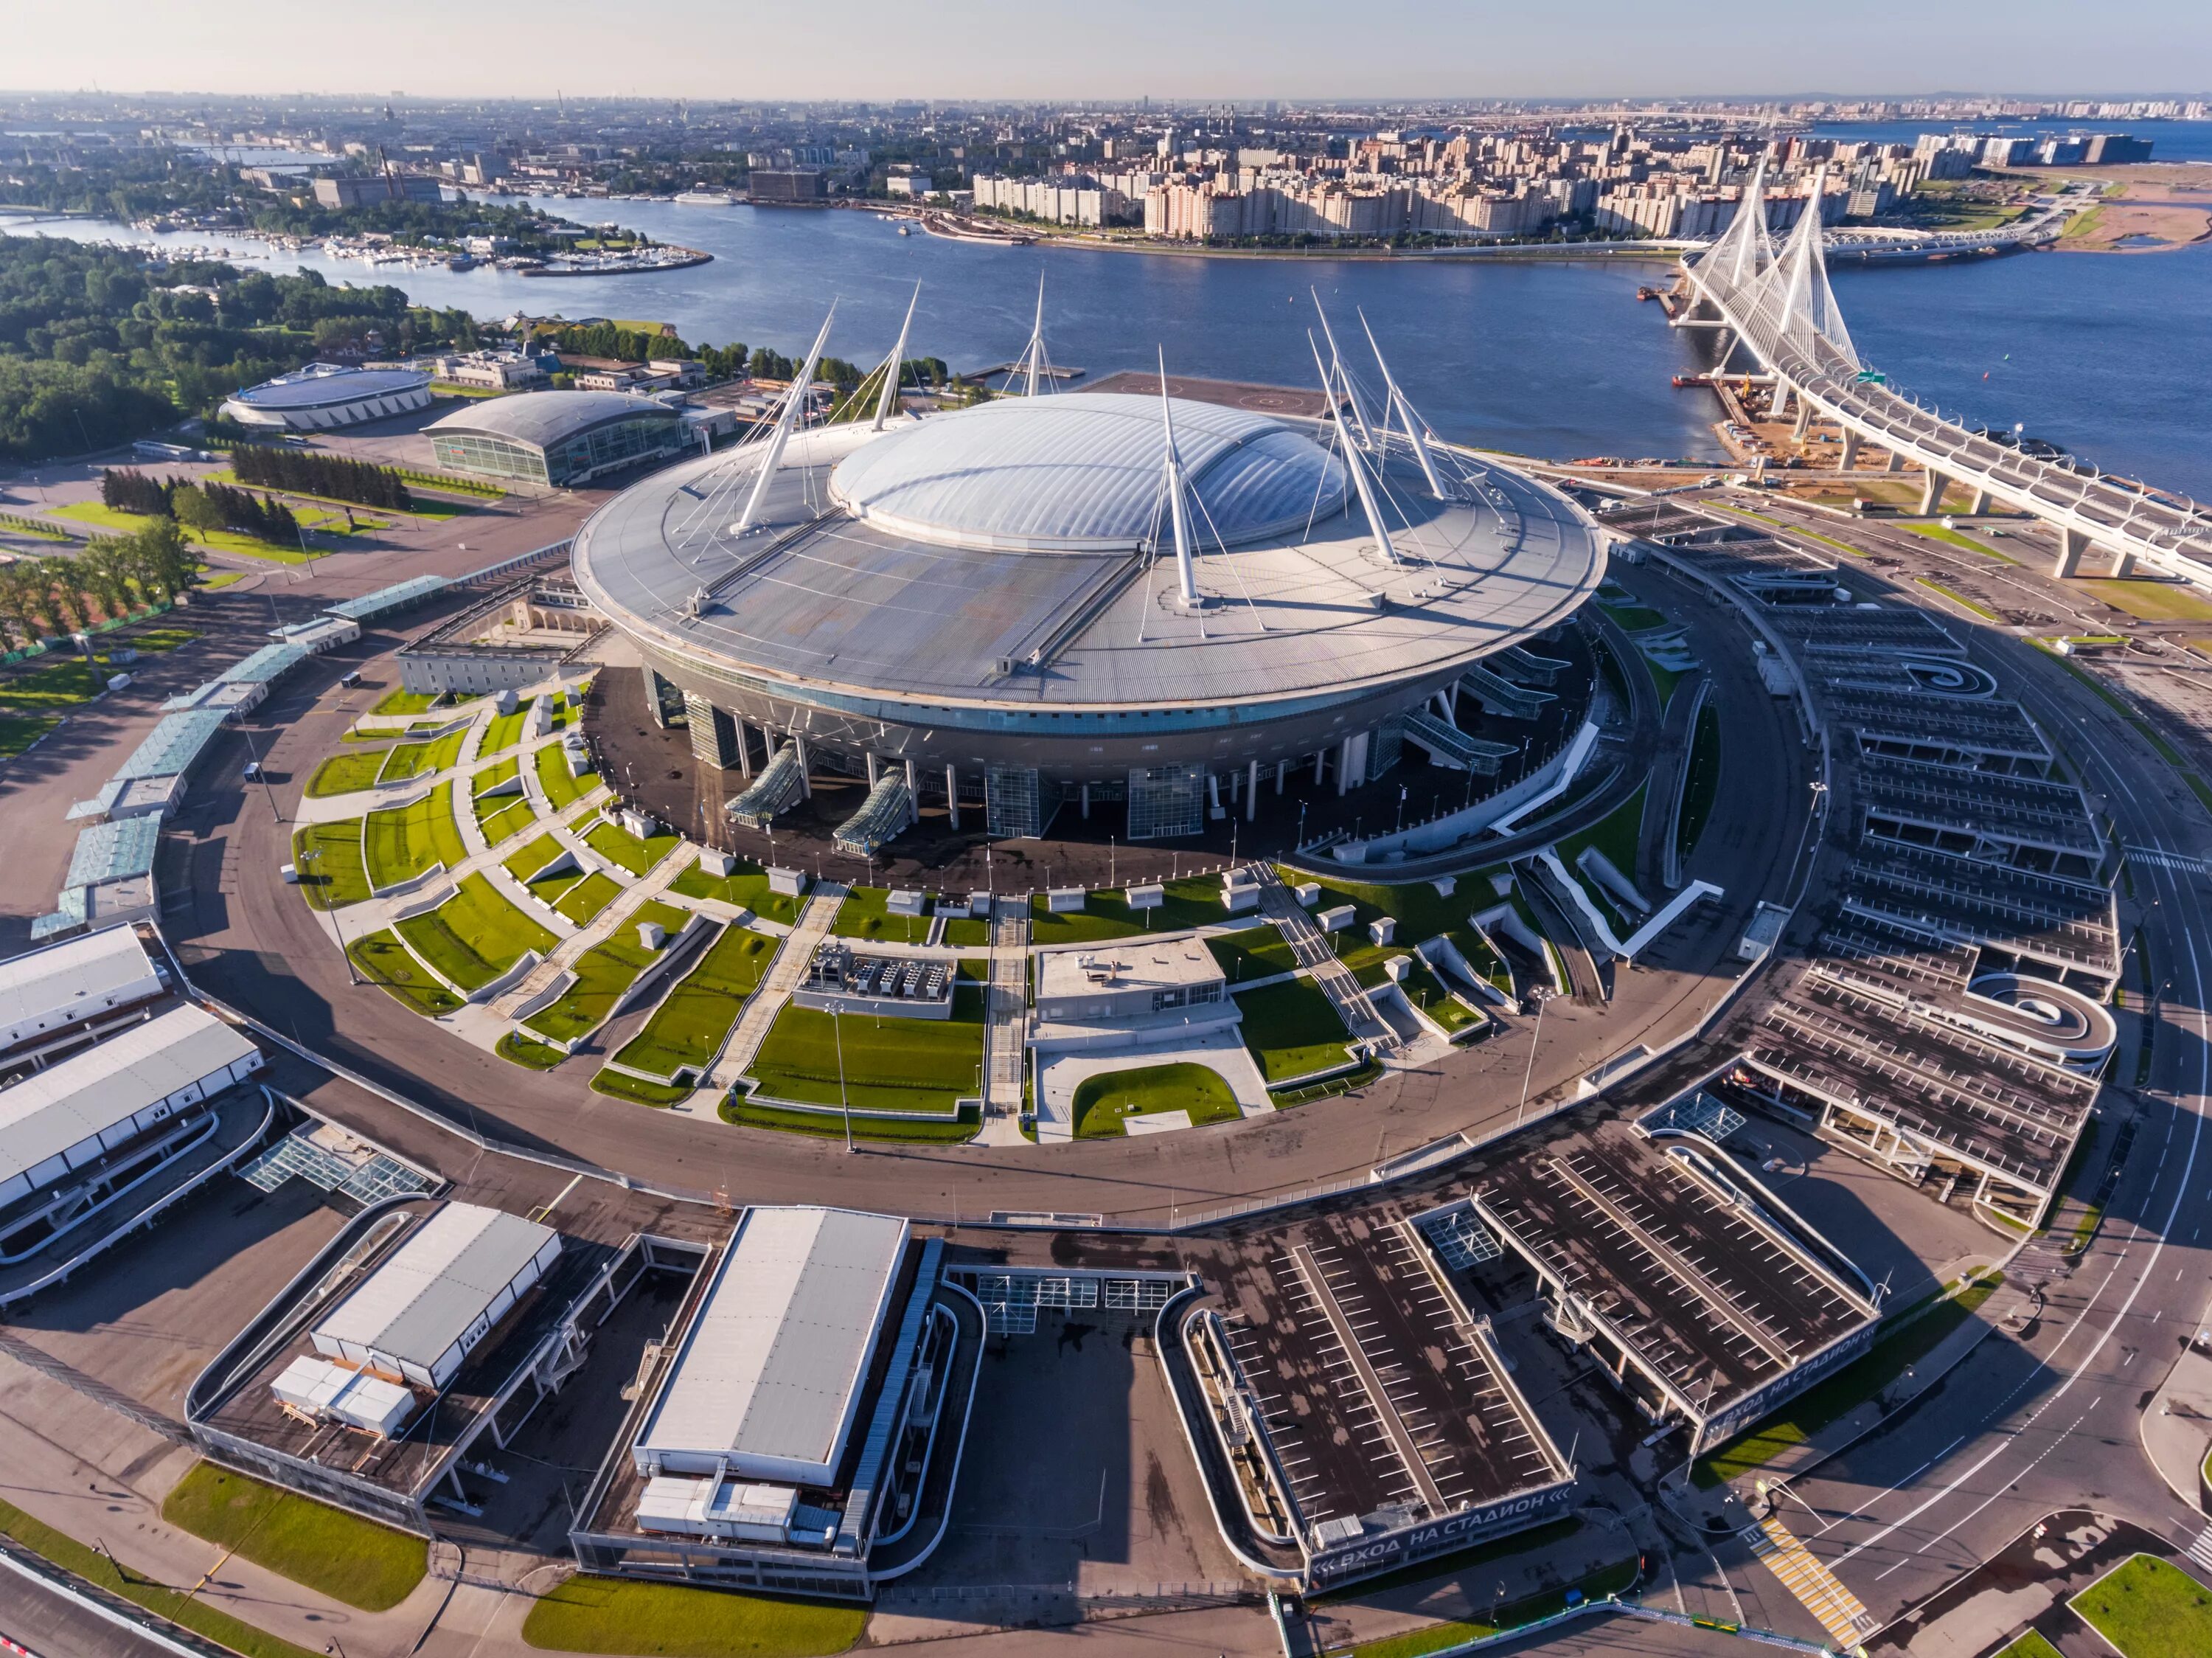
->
429 431 549 485
986 763 1060 839
1125 762 1206 841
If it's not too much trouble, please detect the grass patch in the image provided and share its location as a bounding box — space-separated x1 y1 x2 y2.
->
524 901 695 1045
1399 961 1483 1033
1206 924 1299 984
611 923 778 1080
376 729 465 785
745 986 985 1115
0 711 60 755
371 688 443 717
1993 1634 2064 1658
349 929 463 1016
498 1030 568 1069
128 626 200 652
161 1460 425 1613
0 653 108 710
480 698 534 756
1074 1061 1241 1137
1554 782 1646 886
1234 976 1354 1085
504 831 566 881
584 815 681 876
592 1069 697 1106
306 747 392 797
0 1491 321 1658
1598 599 1667 631
1907 522 2002 556
554 871 625 926
291 819 371 909
394 873 557 992
479 796 539 845
668 860 801 924
522 1572 866 1657
1693 1273 2002 1488
536 740 597 811
1339 1548 1639 1655
49 501 314 563
1026 876 1229 944
2079 577 2212 623
830 886 941 943
364 782 466 889
1290 867 1510 991
1914 576 2000 622
722 1097 980 1143
1677 701 1722 865
2069 1555 2212 1658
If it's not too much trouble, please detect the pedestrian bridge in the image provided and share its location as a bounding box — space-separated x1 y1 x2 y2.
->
1676 164 2212 585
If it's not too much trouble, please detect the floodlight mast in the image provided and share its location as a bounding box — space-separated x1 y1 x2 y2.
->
872 283 920 431
1311 291 1374 448
1310 332 1398 566
1158 349 1200 608
1023 273 1047 397
729 302 836 538
1359 308 1449 500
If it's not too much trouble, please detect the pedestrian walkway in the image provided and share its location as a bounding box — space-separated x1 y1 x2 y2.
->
1745 1514 1877 1650
978 898 1031 1144
2188 1523 2212 1572
683 882 847 1114
1251 863 1396 1052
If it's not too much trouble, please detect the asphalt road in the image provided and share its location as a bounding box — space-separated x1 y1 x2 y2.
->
0 1557 186 1658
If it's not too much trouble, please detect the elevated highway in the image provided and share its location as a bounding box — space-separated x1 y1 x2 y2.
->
1677 164 2212 585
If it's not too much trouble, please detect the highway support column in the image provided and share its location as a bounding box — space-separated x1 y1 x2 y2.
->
1969 485 1993 516
2053 525 2090 579
1918 468 1950 516
1837 426 1861 470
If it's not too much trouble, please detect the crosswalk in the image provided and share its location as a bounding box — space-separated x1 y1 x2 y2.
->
1745 1515 1878 1651
2125 844 2210 876
2185 1522 2212 1573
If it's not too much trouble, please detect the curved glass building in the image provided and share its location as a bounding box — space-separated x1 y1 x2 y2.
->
427 390 689 487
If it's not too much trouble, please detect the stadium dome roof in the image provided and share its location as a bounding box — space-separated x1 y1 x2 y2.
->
827 392 1348 553
425 389 678 448
229 363 429 410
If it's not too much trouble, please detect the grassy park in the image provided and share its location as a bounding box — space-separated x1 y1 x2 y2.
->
2068 1555 2212 1658
1206 923 1299 983
364 783 467 889
521 1572 864 1657
583 814 681 876
536 739 597 810
554 870 625 925
161 1461 426 1613
524 900 695 1045
831 886 941 943
369 688 444 717
347 929 464 1017
376 729 465 785
606 923 779 1082
306 746 391 797
1073 1061 1241 1137
1287 867 1514 996
479 696 535 756
1234 977 1355 1085
1398 960 1484 1033
669 859 801 924
291 819 370 909
745 986 985 1115
1026 876 1232 944
394 874 557 993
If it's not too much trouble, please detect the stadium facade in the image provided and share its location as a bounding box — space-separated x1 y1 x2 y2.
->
571 384 1606 842
426 390 692 488
219 364 433 431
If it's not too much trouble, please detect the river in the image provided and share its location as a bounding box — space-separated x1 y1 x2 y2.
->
9 192 2210 496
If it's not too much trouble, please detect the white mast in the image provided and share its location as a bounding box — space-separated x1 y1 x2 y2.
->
1359 308 1448 500
872 283 920 431
728 302 835 540
1310 332 1397 566
1021 272 1047 397
1311 292 1374 449
1158 349 1200 608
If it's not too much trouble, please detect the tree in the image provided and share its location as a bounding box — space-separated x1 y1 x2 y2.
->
120 518 197 603
170 485 225 537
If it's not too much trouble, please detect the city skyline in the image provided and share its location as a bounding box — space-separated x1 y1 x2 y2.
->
8 0 2211 102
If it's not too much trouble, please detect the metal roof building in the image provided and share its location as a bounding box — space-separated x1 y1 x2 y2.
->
312 1203 562 1388
220 364 434 431
427 391 687 488
0 926 161 1058
0 1002 262 1208
32 818 165 941
326 575 451 623
633 1206 911 1486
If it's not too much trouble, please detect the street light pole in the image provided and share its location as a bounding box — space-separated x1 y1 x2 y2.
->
1514 989 1550 1131
832 999 854 1154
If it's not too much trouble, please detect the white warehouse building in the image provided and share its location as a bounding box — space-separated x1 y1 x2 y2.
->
0 926 164 1061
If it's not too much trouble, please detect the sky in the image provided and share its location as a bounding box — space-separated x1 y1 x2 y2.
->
7 0 2211 102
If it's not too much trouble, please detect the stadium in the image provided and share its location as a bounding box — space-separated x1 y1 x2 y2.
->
219 362 433 431
426 389 695 488
571 331 1607 853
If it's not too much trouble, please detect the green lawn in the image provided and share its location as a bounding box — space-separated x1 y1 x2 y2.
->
593 1069 698 1106
1074 1061 1242 1137
364 783 467 889
524 901 695 1045
1234 977 1355 1085
1399 961 1484 1033
1598 599 1667 631
1907 522 2008 558
128 626 200 652
554 871 625 926
723 1097 980 1144
376 729 465 785
608 924 779 1081
1206 924 1299 984
49 501 314 563
0 653 108 710
291 819 371 909
1553 783 1647 895
505 832 566 882
1349 1558 1640 1657
394 873 557 992
831 886 939 943
0 1492 321 1658
498 1030 568 1069
584 814 681 876
479 796 538 845
1694 1274 2001 1487
349 929 464 1017
1026 876 1229 944
480 698 535 756
1285 867 1511 996
372 688 444 717
536 740 597 810
0 712 60 756
1994 1634 2065 1658
161 1461 425 1613
307 747 392 797
2069 1555 2212 1658
745 986 985 1115
522 1573 864 1657
668 860 801 924
1677 702 1722 865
